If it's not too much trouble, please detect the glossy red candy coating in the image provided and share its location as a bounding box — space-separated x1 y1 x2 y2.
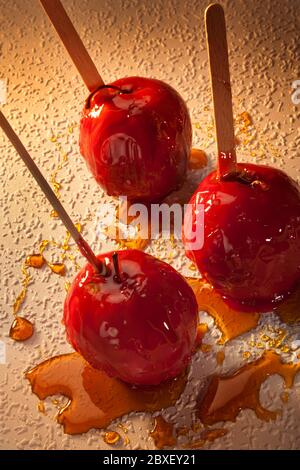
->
64 249 198 385
183 163 300 312
79 77 192 202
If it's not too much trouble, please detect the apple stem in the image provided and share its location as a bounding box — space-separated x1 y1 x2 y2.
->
205 4 237 179
0 111 107 276
112 252 122 283
85 85 132 109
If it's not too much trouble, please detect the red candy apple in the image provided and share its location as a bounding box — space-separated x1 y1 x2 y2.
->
183 163 300 312
79 77 192 202
64 249 198 385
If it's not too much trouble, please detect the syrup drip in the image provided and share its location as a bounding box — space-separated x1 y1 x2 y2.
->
236 112 252 133
197 351 300 425
11 226 82 341
188 263 197 272
103 431 121 446
186 278 259 343
250 327 290 354
200 343 213 353
11 253 46 341
25 254 45 269
150 416 176 449
10 124 81 338
275 285 300 325
25 353 187 435
195 323 208 350
193 117 215 151
235 111 281 161
9 316 34 341
40 224 81 273
197 323 208 337
48 263 66 276
62 230 71 251
64 281 71 292
216 351 225 366
194 110 280 164
13 240 62 317
48 122 78 218
38 401 46 413
243 351 251 359
117 423 130 446
189 149 208 170
235 112 254 150
13 264 31 315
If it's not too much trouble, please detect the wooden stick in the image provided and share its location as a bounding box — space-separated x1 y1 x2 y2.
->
205 3 237 178
0 111 104 274
40 0 104 92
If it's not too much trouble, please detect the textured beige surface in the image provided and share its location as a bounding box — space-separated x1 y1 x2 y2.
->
0 0 300 450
